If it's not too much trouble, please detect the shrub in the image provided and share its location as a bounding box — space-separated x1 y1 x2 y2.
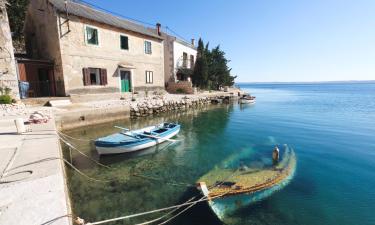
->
0 95 12 104
176 88 185 94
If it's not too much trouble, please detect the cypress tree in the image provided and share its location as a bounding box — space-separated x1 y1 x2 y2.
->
192 38 208 88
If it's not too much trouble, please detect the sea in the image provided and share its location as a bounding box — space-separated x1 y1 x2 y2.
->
64 82 375 225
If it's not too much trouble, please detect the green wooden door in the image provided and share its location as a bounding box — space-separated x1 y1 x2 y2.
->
120 71 131 92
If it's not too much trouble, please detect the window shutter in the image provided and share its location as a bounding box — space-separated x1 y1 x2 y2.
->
83 68 90 86
100 68 108 85
121 36 128 50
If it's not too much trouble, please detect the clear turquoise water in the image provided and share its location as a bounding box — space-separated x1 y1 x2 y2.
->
64 82 375 225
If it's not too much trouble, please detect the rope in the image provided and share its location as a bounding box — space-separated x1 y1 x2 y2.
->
0 145 19 180
85 167 242 225
133 197 197 225
40 214 74 225
156 196 205 225
0 139 25 182
131 173 194 188
87 197 211 225
58 135 110 169
0 157 110 184
57 130 96 142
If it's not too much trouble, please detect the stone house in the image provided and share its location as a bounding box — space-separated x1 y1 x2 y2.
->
163 34 197 94
163 34 196 83
23 0 165 97
0 0 19 98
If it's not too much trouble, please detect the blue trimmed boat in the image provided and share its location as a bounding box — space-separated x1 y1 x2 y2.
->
95 123 180 155
197 145 296 221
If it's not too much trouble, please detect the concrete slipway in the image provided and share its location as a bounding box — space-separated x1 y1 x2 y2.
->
0 118 71 225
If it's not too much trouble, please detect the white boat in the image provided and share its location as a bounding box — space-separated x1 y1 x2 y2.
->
239 94 256 104
95 123 180 155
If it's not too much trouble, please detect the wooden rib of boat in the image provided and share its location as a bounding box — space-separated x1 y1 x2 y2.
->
95 122 180 155
197 145 296 220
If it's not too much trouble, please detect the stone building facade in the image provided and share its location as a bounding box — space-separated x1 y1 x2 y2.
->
0 0 19 98
163 34 197 83
24 0 165 96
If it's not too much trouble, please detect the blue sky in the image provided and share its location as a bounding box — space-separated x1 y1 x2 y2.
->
84 0 375 82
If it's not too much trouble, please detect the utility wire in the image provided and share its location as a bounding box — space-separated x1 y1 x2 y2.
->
73 0 155 27
72 0 192 43
164 26 192 44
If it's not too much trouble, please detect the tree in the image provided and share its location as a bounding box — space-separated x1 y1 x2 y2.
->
208 45 236 89
6 0 29 52
193 38 236 90
192 38 208 88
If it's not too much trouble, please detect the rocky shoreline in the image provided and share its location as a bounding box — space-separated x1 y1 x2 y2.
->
129 94 238 118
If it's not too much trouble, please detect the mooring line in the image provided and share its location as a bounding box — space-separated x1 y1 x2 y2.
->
133 196 197 225
131 173 194 188
57 130 96 142
58 135 110 169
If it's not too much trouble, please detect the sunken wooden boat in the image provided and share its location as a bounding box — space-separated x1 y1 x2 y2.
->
197 145 296 220
95 123 180 155
239 94 256 104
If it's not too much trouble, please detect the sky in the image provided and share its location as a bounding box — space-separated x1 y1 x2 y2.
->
82 0 375 82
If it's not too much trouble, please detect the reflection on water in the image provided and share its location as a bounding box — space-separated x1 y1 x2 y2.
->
63 82 375 225
63 104 241 224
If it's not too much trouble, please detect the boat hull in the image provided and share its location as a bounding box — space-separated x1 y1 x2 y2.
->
239 98 256 104
205 161 296 220
96 125 180 155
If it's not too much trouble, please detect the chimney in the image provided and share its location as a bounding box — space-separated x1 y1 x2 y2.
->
156 23 161 36
191 38 195 47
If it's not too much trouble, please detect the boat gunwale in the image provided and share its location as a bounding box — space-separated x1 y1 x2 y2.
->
206 150 296 198
95 123 180 147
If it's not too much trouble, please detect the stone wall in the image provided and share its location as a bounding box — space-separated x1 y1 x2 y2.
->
24 0 65 96
25 0 165 96
130 94 237 118
58 15 164 95
162 33 175 84
0 1 19 99
166 81 194 94
130 96 209 117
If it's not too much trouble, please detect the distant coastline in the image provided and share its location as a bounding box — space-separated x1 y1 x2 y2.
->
236 80 375 85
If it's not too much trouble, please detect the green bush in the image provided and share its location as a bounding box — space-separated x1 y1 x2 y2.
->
0 95 12 104
176 88 185 94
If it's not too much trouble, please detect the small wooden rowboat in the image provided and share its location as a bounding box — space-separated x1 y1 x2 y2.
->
95 123 180 155
197 145 296 220
239 94 256 104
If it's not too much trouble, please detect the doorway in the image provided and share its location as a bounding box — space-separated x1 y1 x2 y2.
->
120 70 131 92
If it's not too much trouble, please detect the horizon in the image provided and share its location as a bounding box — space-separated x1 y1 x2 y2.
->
236 80 375 84
83 0 375 83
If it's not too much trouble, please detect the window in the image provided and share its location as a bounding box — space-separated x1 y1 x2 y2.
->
89 68 100 85
85 26 99 45
120 35 129 50
182 52 188 68
190 55 195 68
145 71 153 84
144 41 152 54
83 68 107 86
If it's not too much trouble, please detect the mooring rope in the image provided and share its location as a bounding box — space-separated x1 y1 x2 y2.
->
81 185 236 225
1 157 110 184
58 134 110 169
156 196 205 225
131 173 195 188
40 213 75 225
78 168 242 225
57 130 96 142
133 196 197 225
84 197 210 225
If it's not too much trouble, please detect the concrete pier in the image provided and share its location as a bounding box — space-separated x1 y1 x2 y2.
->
0 118 71 225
